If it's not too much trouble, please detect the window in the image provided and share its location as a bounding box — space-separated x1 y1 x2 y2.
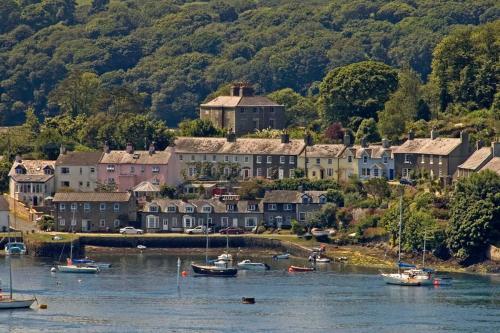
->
268 204 277 211
100 219 106 227
245 217 257 228
383 156 388 164
90 167 95 173
152 166 160 173
60 203 65 211
280 156 285 164
207 218 212 225
362 168 367 176
233 156 238 162
439 168 443 177
221 217 229 227
402 168 411 178
284 204 292 211
44 167 54 175
71 203 77 212
267 156 272 164
188 167 196 177
404 154 410 163
100 203 106 211
430 155 434 164
328 159 332 165
421 155 425 164
152 178 160 185
61 167 70 174
190 155 195 161
266 168 272 179
316 158 320 165
226 204 235 211
212 155 217 161
363 155 368 164
302 196 310 204
147 215 159 229
257 168 262 177
289 156 295 164
202 206 211 213
86 182 90 187
107 178 115 184
312 171 316 177
84 203 90 212
438 156 442 165
348 156 352 163
257 156 262 164
373 167 379 177
179 154 183 161
114 219 120 228
59 218 65 226
107 165 115 172
185 206 194 213
167 205 176 212
299 212 306 221
163 219 168 228
327 168 333 177
149 205 159 212
224 155 229 162
319 196 327 204
244 156 249 163
79 181 83 187
61 181 70 188
247 204 256 211
203 155 207 161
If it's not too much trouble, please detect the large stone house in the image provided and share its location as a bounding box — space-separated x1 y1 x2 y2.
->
298 144 346 180
172 134 305 183
199 83 285 135
140 197 263 232
457 142 500 178
9 157 55 207
262 190 327 228
55 148 103 192
97 142 173 192
53 192 137 232
393 130 472 184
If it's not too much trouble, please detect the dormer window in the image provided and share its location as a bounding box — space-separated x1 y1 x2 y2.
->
383 155 388 164
15 166 25 174
185 206 194 213
404 154 411 164
247 204 256 211
167 205 176 212
44 166 54 175
363 155 368 164
302 196 311 204
202 206 212 213
319 196 327 204
226 204 235 211
152 166 160 173
348 156 352 163
149 205 159 212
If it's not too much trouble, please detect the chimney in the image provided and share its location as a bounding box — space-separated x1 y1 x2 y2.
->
148 142 156 155
361 136 368 148
343 133 351 147
281 132 290 144
103 141 110 154
226 131 236 143
492 141 500 157
15 154 22 163
230 85 239 97
304 133 313 146
239 85 254 97
460 131 468 144
126 142 134 154
382 138 390 149
408 130 415 141
430 128 437 140
59 144 67 155
476 140 482 151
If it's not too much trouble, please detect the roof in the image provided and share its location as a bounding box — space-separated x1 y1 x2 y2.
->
56 151 103 166
10 174 53 182
9 160 55 177
99 150 171 165
458 147 492 170
262 190 327 204
201 96 282 108
145 198 261 213
395 138 462 155
302 144 345 158
355 145 393 159
174 137 305 156
0 196 9 211
132 181 160 193
480 157 500 175
53 192 132 202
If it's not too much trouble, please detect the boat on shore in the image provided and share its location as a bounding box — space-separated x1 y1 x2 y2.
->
311 228 329 238
288 265 315 272
4 242 27 255
237 260 270 270
273 253 290 260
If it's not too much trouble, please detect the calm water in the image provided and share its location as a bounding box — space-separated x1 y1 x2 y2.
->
0 253 499 333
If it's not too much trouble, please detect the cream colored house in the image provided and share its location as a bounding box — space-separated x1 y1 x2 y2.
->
298 144 345 180
9 157 55 207
55 149 103 192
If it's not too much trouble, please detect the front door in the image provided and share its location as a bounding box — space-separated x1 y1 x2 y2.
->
183 216 193 228
162 219 169 231
32 196 38 206
232 218 238 227
82 220 89 232
278 168 284 179
389 169 394 180
320 169 324 179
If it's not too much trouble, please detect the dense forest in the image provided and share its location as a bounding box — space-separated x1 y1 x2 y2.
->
0 0 498 128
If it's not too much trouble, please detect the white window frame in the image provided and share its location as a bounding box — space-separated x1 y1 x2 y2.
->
59 218 65 226
221 217 229 227
256 156 262 164
438 156 442 165
100 203 106 211
84 203 90 212
224 155 229 162
289 156 295 165
244 156 249 163
404 154 410 163
185 206 194 213
284 204 292 211
247 204 256 211
280 156 285 164
71 203 77 212
267 156 272 164
202 206 212 213
152 166 160 173
167 205 176 212
430 155 434 164
421 155 425 164
99 219 106 227
113 203 120 212
60 203 66 211
107 165 115 172
268 203 277 211
245 217 257 228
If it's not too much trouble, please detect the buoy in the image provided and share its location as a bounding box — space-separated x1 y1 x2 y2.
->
288 267 293 272
242 297 255 304
181 271 188 277
77 279 82 283
50 267 56 273
39 304 48 309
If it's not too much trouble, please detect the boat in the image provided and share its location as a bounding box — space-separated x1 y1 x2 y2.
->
237 260 270 270
311 228 329 238
137 245 147 250
273 253 290 260
4 242 27 255
72 259 112 269
288 265 315 272
0 200 36 310
316 257 331 263
57 261 100 274
433 276 453 286
217 253 233 262
192 212 238 277
381 273 423 286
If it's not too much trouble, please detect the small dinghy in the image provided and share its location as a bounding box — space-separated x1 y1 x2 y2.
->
433 276 453 286
4 242 27 255
72 259 112 269
288 265 315 272
273 253 290 260
137 245 147 250
237 260 270 271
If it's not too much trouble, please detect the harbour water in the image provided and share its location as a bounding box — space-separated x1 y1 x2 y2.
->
1 253 499 332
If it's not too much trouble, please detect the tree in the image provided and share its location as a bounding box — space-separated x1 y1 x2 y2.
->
0 160 12 192
355 118 380 144
0 0 20 34
178 119 224 137
89 0 109 14
447 171 500 264
319 61 398 124
364 178 390 204
326 189 344 207
237 180 267 200
324 123 344 143
268 88 317 127
160 185 177 199
37 215 55 231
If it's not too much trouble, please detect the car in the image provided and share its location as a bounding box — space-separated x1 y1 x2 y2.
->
184 226 212 234
399 178 416 186
219 227 245 235
120 227 143 234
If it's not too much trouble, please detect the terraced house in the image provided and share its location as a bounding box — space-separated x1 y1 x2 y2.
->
55 147 102 192
457 142 500 178
298 144 346 181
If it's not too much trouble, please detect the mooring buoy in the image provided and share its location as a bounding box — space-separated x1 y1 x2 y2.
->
241 297 255 304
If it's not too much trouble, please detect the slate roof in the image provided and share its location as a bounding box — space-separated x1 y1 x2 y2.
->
262 190 327 204
458 147 492 170
480 157 500 175
145 199 262 213
302 144 345 158
395 138 462 155
53 192 131 202
201 96 282 108
9 160 55 177
56 151 103 166
10 174 53 182
99 150 171 165
355 145 394 159
174 137 305 156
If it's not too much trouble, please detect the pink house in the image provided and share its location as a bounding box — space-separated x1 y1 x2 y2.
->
97 142 173 192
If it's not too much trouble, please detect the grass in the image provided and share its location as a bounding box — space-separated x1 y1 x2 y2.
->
0 232 22 239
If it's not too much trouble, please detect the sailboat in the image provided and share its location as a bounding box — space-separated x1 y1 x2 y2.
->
0 204 35 309
380 196 432 286
57 241 99 274
217 232 233 262
191 213 237 276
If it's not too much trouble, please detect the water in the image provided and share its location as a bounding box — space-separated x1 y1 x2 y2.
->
1 254 499 333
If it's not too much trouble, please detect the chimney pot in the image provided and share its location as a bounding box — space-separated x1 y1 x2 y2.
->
149 142 156 155
126 142 134 154
15 154 22 163
103 141 110 154
361 136 368 148
408 130 415 141
430 129 437 140
281 132 290 144
226 131 236 143
382 138 390 149
343 133 351 147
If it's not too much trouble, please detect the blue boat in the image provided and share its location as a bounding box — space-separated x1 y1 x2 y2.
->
4 242 27 255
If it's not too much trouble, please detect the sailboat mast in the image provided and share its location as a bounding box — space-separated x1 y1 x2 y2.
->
398 194 403 274
422 229 426 267
8 200 13 299
205 212 209 264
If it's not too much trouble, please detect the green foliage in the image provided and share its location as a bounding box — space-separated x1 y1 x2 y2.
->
178 119 225 137
37 215 55 231
237 179 269 200
355 118 381 144
319 61 398 124
291 219 305 235
447 170 500 263
0 159 12 192
326 189 344 207
267 88 318 127
364 178 391 204
270 178 340 191
159 185 177 199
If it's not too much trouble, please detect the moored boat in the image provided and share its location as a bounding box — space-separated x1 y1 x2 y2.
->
433 276 453 286
72 259 112 269
381 273 423 286
273 253 290 260
191 262 238 276
4 242 27 255
57 262 100 274
237 260 270 270
288 265 315 272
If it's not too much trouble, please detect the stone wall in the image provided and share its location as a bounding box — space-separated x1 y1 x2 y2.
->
486 244 500 262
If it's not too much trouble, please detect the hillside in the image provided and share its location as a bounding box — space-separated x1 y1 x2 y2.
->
1 0 498 126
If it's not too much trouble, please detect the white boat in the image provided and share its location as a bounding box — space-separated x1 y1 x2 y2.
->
57 263 100 274
137 245 147 250
4 242 27 255
273 253 290 260
316 257 331 263
237 260 270 270
217 253 233 261
72 259 112 269
311 228 329 237
382 273 423 286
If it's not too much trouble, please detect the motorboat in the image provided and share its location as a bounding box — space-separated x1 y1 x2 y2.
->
4 242 27 255
72 258 112 269
191 261 238 276
288 265 315 272
273 253 290 260
237 260 270 270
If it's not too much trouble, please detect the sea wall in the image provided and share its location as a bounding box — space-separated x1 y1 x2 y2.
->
24 238 84 258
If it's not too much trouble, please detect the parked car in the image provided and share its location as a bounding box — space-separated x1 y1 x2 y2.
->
185 226 212 234
219 227 245 235
399 178 416 186
120 227 143 234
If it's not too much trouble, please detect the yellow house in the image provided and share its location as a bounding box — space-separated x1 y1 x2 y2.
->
298 144 345 181
338 145 360 182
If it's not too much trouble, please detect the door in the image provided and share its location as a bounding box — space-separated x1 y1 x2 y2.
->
320 170 324 179
278 168 284 179
162 219 169 231
82 220 89 232
183 216 193 228
389 169 394 180
32 196 38 206
232 218 238 227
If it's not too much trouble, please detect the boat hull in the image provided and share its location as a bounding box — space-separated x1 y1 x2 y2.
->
191 264 237 276
0 298 35 309
381 273 431 286
273 254 289 260
57 265 99 274
288 266 315 272
237 262 270 270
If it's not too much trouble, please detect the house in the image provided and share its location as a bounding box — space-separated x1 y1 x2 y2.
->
457 142 500 178
262 190 327 228
97 142 173 192
8 157 55 207
393 130 472 185
140 197 263 232
172 133 305 183
337 134 359 182
355 139 396 181
53 192 137 232
199 83 285 135
55 147 103 192
298 144 345 180
0 196 9 232
479 157 500 175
